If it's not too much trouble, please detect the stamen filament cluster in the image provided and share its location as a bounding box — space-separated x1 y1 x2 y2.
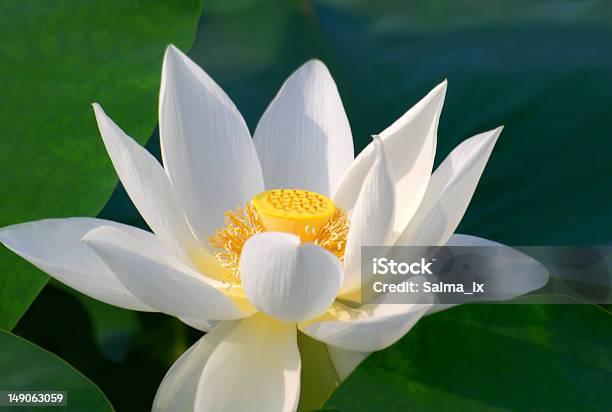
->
209 190 349 283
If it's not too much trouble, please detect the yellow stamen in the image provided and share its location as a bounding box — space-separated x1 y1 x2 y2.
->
208 204 264 282
208 189 349 283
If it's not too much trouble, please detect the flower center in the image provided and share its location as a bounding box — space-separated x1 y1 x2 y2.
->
251 189 336 242
209 189 349 282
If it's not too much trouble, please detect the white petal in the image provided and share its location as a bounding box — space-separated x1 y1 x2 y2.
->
82 225 252 321
254 60 353 196
299 297 430 352
427 234 549 315
395 127 503 247
153 321 238 412
240 232 343 322
159 45 264 243
195 314 300 412
334 80 446 235
92 104 198 256
0 218 153 311
178 317 219 333
327 346 369 381
340 137 396 295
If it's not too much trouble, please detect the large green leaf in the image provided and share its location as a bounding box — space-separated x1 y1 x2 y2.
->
324 304 612 411
0 330 113 411
0 0 203 329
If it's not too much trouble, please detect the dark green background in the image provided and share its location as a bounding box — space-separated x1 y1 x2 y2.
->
4 0 612 411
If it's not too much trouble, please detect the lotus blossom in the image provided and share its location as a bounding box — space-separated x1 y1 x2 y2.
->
0 45 546 411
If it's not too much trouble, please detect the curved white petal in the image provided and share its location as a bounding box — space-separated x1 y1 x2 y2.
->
300 297 430 352
327 346 369 381
395 127 503 247
159 45 264 243
334 80 446 235
178 317 219 333
0 218 153 311
92 103 198 257
153 321 238 412
340 137 396 295
82 225 251 321
427 234 550 315
195 314 301 412
254 59 353 196
240 232 343 323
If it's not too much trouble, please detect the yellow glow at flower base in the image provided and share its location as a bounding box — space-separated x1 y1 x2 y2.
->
209 189 349 282
252 189 336 242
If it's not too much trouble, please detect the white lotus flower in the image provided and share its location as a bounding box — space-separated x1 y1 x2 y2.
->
0 45 546 411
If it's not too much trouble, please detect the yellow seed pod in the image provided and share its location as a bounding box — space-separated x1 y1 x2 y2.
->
251 189 336 242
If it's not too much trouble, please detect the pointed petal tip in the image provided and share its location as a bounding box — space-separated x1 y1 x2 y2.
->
433 79 448 99
91 102 103 116
80 228 98 245
473 126 504 145
162 44 189 72
491 126 504 145
163 46 177 66
489 125 504 142
297 58 331 78
458 126 503 156
370 135 385 159
80 225 114 246
165 44 181 57
303 58 326 68
91 104 110 135
427 78 447 95
372 135 385 156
